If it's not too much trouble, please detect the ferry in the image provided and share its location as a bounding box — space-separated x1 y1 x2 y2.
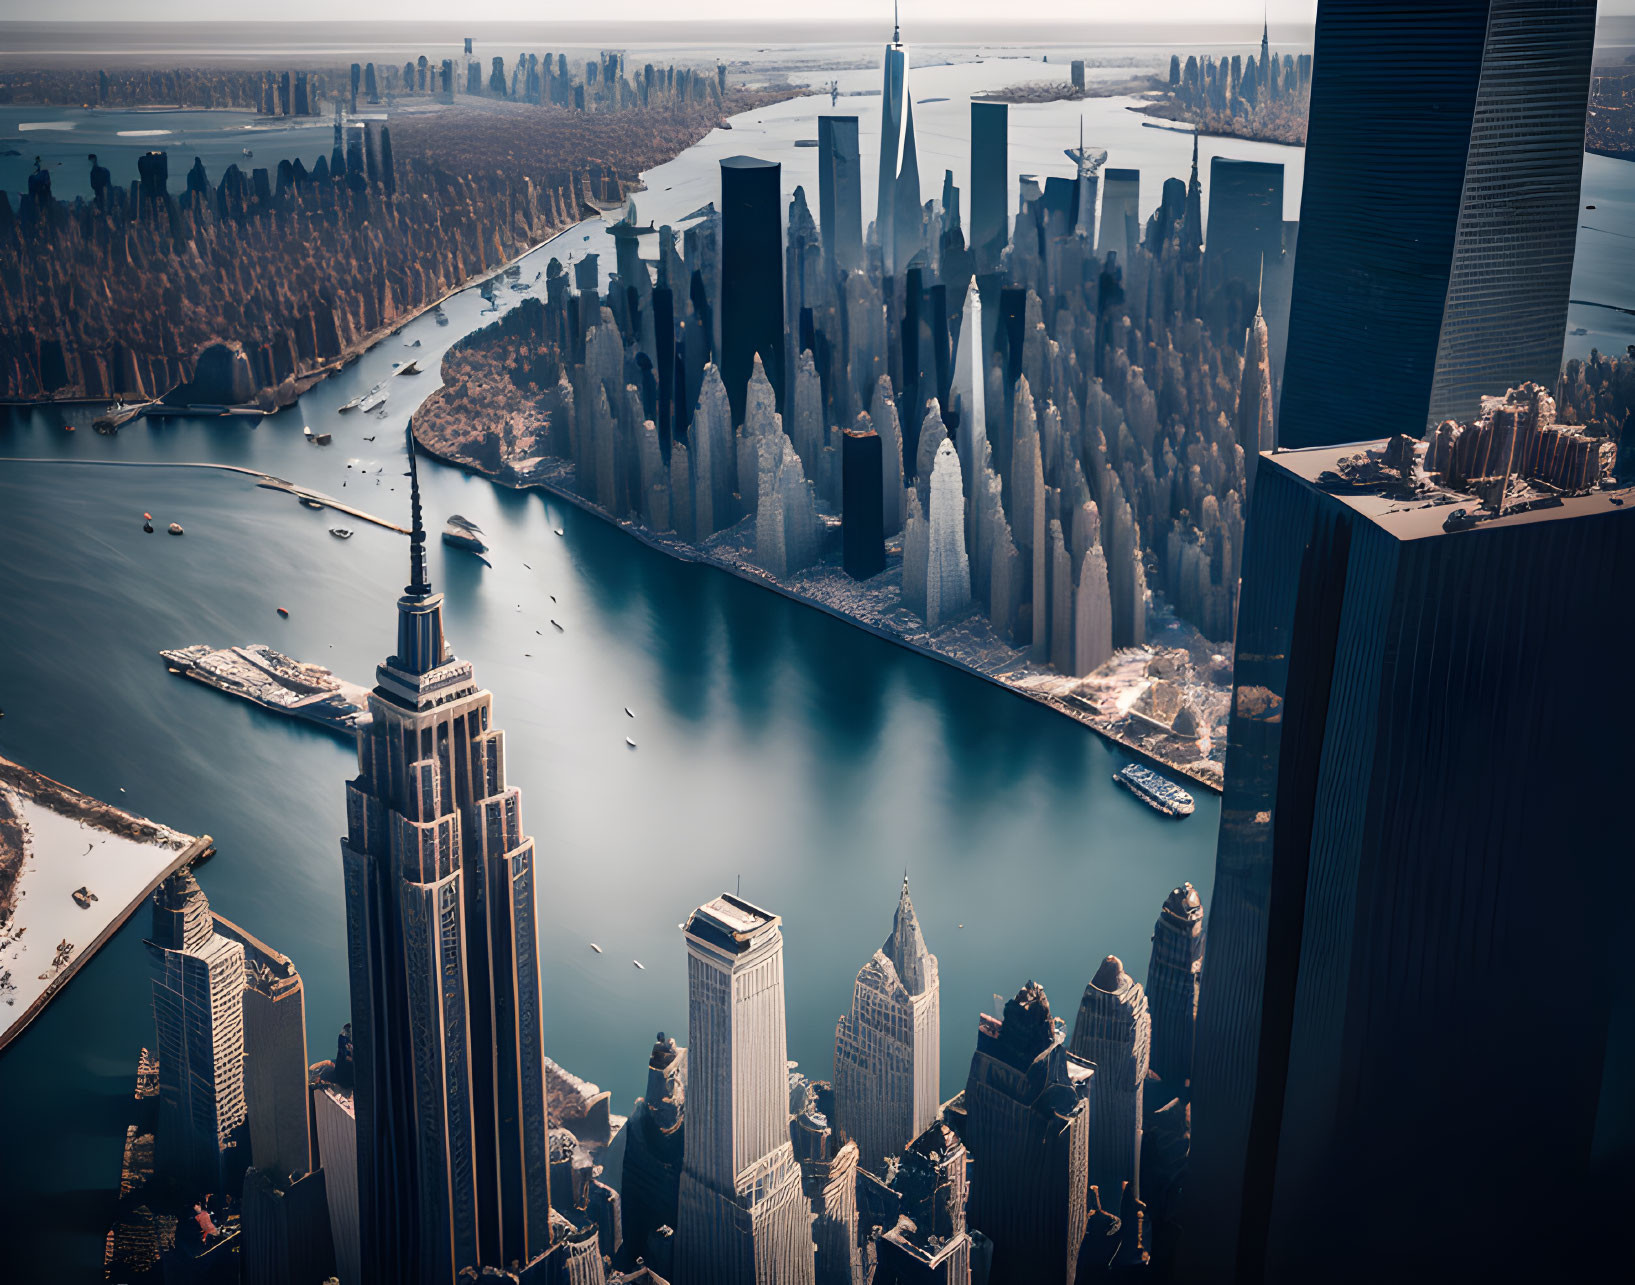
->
1114 763 1195 817
337 393 365 412
358 385 388 413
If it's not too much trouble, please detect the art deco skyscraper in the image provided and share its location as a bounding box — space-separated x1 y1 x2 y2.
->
342 432 552 1284
924 441 971 630
1278 0 1597 448
876 14 921 275
957 982 1093 1285
1068 955 1151 1207
1184 442 1633 1282
146 869 247 1197
1237 274 1274 499
833 877 941 1174
621 1033 688 1266
1144 883 1204 1092
673 894 815 1285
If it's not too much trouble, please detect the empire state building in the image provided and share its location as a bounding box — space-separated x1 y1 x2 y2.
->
341 430 553 1284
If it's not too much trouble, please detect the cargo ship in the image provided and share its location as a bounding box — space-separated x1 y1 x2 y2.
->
160 644 371 737
1113 762 1195 817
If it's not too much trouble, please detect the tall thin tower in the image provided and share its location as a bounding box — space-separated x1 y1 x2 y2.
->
674 894 816 1285
341 430 553 1284
876 7 921 275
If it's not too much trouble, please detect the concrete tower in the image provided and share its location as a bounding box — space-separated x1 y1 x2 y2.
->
1069 955 1152 1208
341 430 553 1284
1145 883 1204 1092
924 440 971 630
833 877 942 1174
146 869 247 1197
674 895 815 1285
818 115 863 275
1237 266 1275 498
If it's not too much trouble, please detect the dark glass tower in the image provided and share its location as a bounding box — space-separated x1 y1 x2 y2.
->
719 155 786 425
841 425 886 580
969 101 1009 271
341 432 552 1284
1183 443 1634 1282
1204 157 1283 288
818 115 863 276
1278 0 1597 449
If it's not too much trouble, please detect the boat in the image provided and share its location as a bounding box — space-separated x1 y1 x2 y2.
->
300 498 325 510
624 707 634 718
551 620 563 632
442 514 488 553
276 607 289 617
625 737 636 748
358 385 388 413
337 394 365 412
311 432 332 446
329 528 353 539
363 435 375 442
590 943 603 954
167 522 184 535
633 960 645 970
396 360 420 376
160 642 370 737
1113 763 1194 817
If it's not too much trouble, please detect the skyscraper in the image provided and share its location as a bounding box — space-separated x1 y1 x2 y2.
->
1204 158 1283 289
1427 0 1598 426
818 115 863 276
969 101 1009 270
956 982 1093 1285
1068 955 1151 1208
876 16 921 275
673 894 815 1285
842 424 887 580
833 877 941 1174
791 1083 863 1285
1278 0 1597 449
146 869 247 1197
720 156 787 424
341 433 552 1284
873 1121 972 1285
924 441 971 630
1237 274 1275 496
1145 883 1204 1092
1098 169 1140 267
1184 441 1634 1282
620 1033 688 1268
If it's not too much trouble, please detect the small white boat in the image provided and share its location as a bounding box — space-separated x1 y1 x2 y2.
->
551 621 563 632
358 385 388 413
632 960 645 970
396 360 421 376
554 528 564 536
625 737 636 748
624 707 634 718
337 394 364 412
590 943 603 954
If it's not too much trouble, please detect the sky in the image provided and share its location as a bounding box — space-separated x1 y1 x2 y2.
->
11 2 1326 25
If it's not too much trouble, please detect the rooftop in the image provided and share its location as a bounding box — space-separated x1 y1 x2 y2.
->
1264 440 1632 542
686 893 782 955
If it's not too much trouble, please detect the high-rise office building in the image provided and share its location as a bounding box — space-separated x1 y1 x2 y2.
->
970 101 1009 270
1098 169 1140 267
833 877 941 1174
720 156 787 424
313 1084 361 1285
1145 884 1205 1092
673 895 815 1285
1427 0 1598 426
1069 955 1151 1207
873 1121 972 1285
877 17 922 275
791 1083 863 1285
818 115 863 276
211 916 311 1182
1184 441 1634 1282
1205 157 1283 288
341 433 553 1284
957 982 1093 1285
842 424 887 580
146 869 247 1197
1278 0 1597 449
1237 279 1275 496
620 1033 688 1269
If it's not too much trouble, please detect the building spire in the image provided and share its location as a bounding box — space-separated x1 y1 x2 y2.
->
893 0 900 44
885 875 931 995
1256 252 1266 319
405 424 431 598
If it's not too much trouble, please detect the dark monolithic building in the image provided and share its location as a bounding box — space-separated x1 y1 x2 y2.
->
970 101 1009 270
341 434 553 1284
876 17 921 276
673 895 815 1285
1184 439 1635 1283
872 1121 973 1285
833 877 941 1174
720 156 787 424
1278 0 1597 448
842 423 887 580
1204 158 1283 290
953 981 1093 1285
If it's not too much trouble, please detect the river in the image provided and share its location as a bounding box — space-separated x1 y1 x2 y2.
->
3 49 1632 1280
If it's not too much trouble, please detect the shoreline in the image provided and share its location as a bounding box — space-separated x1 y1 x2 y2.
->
415 436 1225 796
